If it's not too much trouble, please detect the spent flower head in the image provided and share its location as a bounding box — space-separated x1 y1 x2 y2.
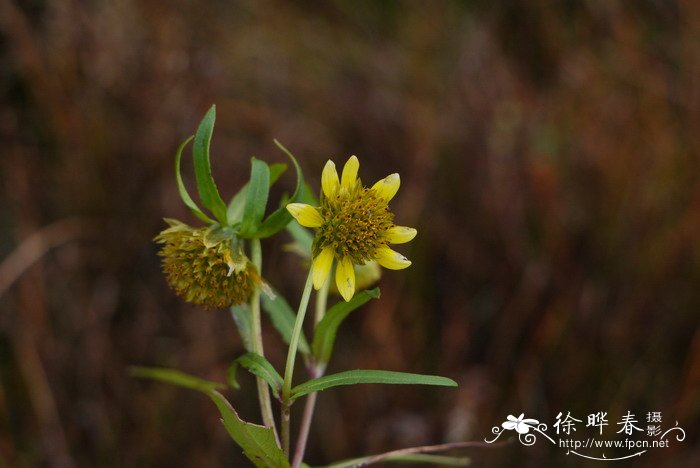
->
155 218 257 308
286 156 416 301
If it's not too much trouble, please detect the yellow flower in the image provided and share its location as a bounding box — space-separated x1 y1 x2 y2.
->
155 219 257 308
286 156 416 301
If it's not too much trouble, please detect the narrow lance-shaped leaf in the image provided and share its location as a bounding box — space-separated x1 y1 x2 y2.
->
228 352 284 400
255 140 305 238
130 366 225 392
290 369 457 400
239 158 271 237
174 135 216 224
261 288 311 356
193 105 229 225
131 367 289 468
312 288 380 366
228 163 288 225
230 304 253 352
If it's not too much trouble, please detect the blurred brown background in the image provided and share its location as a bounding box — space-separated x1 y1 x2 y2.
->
1 0 699 466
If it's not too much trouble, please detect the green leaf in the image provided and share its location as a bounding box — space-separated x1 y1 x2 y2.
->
174 135 216 224
213 393 288 468
290 370 457 400
130 366 226 392
261 288 311 356
228 353 284 399
255 140 305 239
227 163 287 226
193 105 229 225
227 186 248 226
239 158 271 237
268 163 289 185
230 304 253 352
131 367 288 468
312 289 380 365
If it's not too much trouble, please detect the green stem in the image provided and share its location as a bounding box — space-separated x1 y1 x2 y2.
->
249 238 278 443
314 269 330 325
292 275 329 468
281 269 314 457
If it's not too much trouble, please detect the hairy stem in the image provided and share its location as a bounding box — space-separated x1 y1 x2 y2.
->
249 238 278 443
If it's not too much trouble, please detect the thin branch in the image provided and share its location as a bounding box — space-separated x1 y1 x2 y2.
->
326 439 512 467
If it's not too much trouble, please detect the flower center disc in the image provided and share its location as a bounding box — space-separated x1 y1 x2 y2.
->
316 184 394 263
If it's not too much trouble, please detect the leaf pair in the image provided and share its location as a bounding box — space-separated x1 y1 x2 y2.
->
132 366 459 467
175 106 226 225
223 140 304 239
226 353 456 404
175 106 304 239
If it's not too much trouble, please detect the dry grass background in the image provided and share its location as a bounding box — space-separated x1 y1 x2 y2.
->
1 1 699 466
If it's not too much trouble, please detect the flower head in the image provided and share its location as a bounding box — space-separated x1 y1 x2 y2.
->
286 156 416 301
155 219 257 308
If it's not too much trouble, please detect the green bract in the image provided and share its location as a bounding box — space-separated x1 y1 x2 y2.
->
175 105 304 239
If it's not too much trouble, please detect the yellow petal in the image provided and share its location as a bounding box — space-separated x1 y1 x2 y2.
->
286 203 323 228
341 155 359 190
372 173 400 202
321 160 340 199
335 256 355 301
312 247 334 290
375 246 411 270
386 226 417 244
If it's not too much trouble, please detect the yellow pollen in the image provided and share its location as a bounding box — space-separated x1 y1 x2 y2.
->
314 183 394 263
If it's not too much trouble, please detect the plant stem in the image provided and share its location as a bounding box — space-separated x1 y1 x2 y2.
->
281 269 314 457
291 368 320 468
292 276 330 468
324 440 510 468
281 404 291 457
314 271 330 325
249 238 278 443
